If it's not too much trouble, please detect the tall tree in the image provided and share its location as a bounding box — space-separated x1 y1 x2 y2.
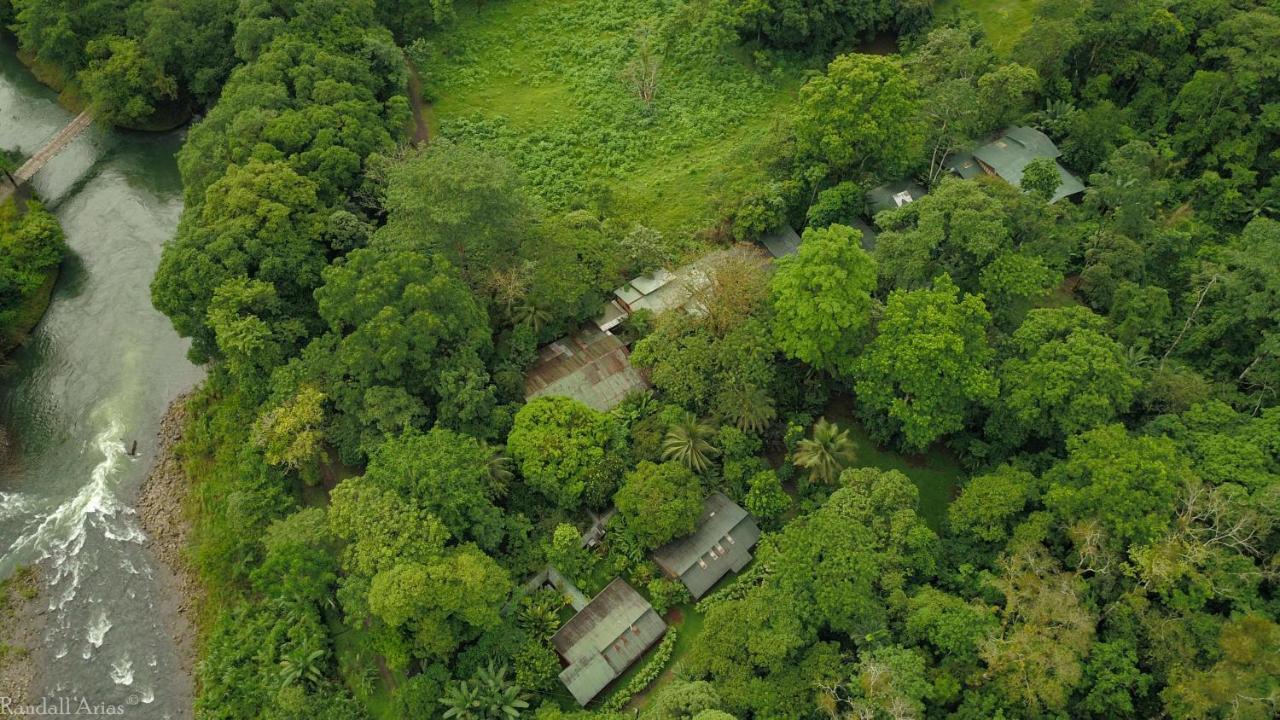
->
855 275 997 450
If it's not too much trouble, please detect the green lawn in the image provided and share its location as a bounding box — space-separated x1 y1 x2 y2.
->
412 0 804 237
935 0 1040 54
823 396 967 532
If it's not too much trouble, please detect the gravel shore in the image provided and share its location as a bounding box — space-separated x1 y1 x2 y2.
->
135 391 199 681
0 564 46 705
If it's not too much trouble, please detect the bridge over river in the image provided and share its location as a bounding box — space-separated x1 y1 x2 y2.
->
1 110 92 203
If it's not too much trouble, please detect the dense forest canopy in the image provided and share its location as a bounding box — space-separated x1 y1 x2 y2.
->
5 0 1278 718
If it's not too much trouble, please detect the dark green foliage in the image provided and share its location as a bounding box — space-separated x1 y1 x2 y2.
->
0 199 65 348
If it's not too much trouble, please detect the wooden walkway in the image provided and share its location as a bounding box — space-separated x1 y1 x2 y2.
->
1 111 93 202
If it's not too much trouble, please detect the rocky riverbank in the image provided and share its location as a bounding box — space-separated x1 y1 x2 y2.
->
135 391 199 680
0 564 46 704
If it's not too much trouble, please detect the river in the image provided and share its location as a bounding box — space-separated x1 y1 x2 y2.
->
0 38 202 718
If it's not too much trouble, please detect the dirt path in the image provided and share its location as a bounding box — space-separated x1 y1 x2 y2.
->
405 59 430 146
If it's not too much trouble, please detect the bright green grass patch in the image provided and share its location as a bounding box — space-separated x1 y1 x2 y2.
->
412 0 805 236
935 0 1040 55
823 397 967 532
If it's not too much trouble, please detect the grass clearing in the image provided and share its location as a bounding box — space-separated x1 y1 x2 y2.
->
823 396 967 531
412 0 807 237
935 0 1040 55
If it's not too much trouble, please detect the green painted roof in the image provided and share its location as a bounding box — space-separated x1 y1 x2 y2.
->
867 179 928 215
653 493 762 599
552 578 668 705
969 126 1084 202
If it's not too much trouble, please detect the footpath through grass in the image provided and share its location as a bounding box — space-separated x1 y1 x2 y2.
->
411 0 806 236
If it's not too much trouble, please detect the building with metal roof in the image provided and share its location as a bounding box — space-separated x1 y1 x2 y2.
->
761 224 802 258
868 179 928 216
947 126 1085 203
551 578 668 706
525 327 649 411
652 493 762 599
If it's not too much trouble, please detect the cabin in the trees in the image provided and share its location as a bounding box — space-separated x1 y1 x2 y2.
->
946 126 1085 203
761 224 802 258
524 327 649 411
551 578 668 706
652 492 762 599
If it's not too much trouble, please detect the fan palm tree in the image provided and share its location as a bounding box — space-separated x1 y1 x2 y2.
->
512 302 551 336
661 412 719 473
720 383 776 434
793 418 856 484
483 445 514 499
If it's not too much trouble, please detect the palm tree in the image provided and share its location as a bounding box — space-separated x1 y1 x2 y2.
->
513 302 551 336
662 412 719 473
793 418 856 484
720 383 776 434
483 444 514 499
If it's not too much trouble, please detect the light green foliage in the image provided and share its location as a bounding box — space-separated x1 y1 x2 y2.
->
79 35 176 125
417 0 801 234
978 252 1060 329
1162 615 1280 720
978 542 1096 716
252 385 326 483
792 418 856 485
874 178 1014 292
632 314 776 418
507 396 627 509
988 306 1141 449
361 429 505 551
177 27 406 206
375 141 529 286
905 587 998 667
1044 425 1187 552
0 199 65 347
721 0 898 48
661 413 720 474
947 465 1032 544
152 158 326 362
744 470 790 522
769 224 877 377
805 181 864 228
646 577 690 616
644 679 724 720
615 461 703 549
796 53 924 179
855 275 997 451
545 523 590 581
1020 156 1062 200
823 646 932 720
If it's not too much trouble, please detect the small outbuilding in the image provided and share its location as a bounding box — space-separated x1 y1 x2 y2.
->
947 126 1085 203
760 224 803 259
551 578 668 706
652 493 762 599
867 179 928 216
